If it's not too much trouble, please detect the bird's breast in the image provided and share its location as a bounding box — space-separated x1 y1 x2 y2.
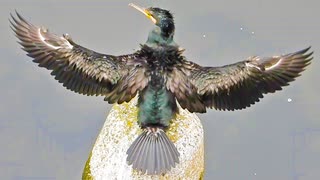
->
137 74 177 128
140 44 182 70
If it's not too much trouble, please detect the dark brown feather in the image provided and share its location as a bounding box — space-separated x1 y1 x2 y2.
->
10 12 148 103
184 47 312 111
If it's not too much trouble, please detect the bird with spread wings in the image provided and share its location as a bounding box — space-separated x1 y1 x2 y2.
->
10 12 312 111
10 5 312 175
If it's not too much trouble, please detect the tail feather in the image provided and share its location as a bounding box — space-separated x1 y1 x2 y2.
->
126 128 180 175
130 132 149 170
161 131 180 162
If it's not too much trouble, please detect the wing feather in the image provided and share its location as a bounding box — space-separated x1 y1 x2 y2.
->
10 11 148 103
166 66 206 113
187 47 312 111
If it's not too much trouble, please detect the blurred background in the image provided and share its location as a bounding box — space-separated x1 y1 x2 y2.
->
0 0 319 179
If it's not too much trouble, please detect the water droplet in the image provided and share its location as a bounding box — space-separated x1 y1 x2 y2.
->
288 98 292 102
240 27 243 31
254 172 257 176
203 34 206 38
251 31 255 34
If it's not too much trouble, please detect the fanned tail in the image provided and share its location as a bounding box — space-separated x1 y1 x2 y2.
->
126 127 180 175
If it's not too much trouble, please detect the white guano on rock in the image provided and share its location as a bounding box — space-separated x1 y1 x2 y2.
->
82 96 204 179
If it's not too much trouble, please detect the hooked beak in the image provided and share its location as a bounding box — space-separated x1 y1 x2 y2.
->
129 3 157 24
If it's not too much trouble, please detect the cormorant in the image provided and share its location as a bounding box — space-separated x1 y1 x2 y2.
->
10 3 312 175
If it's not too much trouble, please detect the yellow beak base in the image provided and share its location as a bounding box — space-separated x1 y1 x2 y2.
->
129 3 157 24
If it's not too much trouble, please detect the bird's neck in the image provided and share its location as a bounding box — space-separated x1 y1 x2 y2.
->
146 26 176 47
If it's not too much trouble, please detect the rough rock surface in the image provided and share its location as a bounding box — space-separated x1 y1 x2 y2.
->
82 97 204 180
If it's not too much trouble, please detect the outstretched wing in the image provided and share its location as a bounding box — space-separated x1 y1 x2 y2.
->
184 47 312 111
10 12 148 104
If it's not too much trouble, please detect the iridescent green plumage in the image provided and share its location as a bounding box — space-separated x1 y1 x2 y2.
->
10 4 312 175
138 85 177 127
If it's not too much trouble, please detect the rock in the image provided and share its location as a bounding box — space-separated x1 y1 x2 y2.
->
82 97 204 179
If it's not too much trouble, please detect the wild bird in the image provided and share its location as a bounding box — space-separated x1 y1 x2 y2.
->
10 3 312 175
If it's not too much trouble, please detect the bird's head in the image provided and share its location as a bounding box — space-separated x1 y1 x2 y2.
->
129 3 175 45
